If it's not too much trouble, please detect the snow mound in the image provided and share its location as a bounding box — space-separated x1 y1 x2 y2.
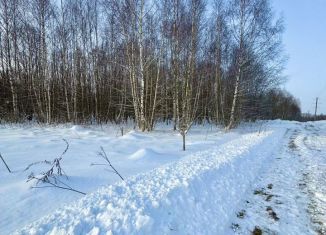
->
128 148 160 160
120 131 152 141
69 125 103 137
70 125 85 132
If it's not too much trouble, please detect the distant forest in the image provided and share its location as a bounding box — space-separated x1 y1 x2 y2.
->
0 0 301 130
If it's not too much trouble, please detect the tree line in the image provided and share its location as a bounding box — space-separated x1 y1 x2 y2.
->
0 0 301 129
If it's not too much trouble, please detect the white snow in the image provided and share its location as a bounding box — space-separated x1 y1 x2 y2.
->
0 122 239 234
229 121 326 235
1 121 325 234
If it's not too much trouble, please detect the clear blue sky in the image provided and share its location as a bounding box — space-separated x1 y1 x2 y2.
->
272 0 326 114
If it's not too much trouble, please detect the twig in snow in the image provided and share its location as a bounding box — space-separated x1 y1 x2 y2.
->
0 153 11 173
258 120 267 135
25 139 69 178
91 146 124 181
23 160 51 172
26 139 85 195
29 175 86 195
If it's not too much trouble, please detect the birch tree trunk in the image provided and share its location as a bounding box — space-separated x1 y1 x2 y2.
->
138 0 146 131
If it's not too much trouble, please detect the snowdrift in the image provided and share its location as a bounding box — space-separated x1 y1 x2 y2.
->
16 129 285 235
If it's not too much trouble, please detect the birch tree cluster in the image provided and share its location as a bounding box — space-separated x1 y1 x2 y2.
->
0 0 299 129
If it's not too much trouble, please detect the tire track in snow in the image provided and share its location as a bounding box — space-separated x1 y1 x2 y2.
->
229 127 310 235
297 124 326 235
230 122 326 235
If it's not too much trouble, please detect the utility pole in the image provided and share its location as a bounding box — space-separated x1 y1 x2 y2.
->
314 97 319 120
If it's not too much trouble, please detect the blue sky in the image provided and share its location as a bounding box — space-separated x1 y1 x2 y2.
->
272 0 326 114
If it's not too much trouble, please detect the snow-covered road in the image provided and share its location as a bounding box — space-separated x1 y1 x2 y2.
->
229 122 326 235
1 121 325 235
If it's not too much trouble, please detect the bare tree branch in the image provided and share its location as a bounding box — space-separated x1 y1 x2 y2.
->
91 146 124 181
0 153 11 173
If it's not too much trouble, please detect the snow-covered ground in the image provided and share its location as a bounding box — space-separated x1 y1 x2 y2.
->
229 122 326 235
0 121 325 234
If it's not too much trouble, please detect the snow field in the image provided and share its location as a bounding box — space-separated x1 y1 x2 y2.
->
0 123 245 234
3 121 323 234
15 128 286 235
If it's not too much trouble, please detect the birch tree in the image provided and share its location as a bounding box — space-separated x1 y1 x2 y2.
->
0 0 289 125
178 0 205 150
226 0 284 129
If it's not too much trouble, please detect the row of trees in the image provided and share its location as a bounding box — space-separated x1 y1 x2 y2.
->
301 113 326 122
0 0 300 130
